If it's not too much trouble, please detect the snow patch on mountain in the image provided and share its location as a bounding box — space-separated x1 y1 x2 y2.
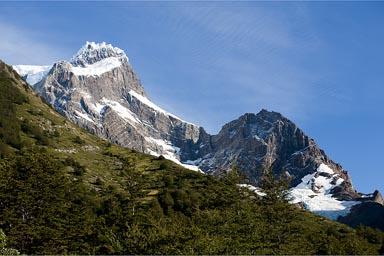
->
74 110 95 124
13 65 51 85
71 57 122 77
249 123 274 140
70 41 128 65
229 130 237 139
290 163 360 220
128 90 196 126
184 158 202 165
239 163 359 220
144 137 202 173
239 184 266 197
13 43 366 222
93 102 107 115
145 137 179 157
317 163 334 175
179 163 202 173
101 98 140 124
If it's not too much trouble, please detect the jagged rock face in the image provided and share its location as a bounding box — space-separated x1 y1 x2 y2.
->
338 202 384 231
14 41 379 221
70 41 127 67
35 49 146 106
32 42 201 167
373 190 384 205
19 42 359 193
191 111 357 197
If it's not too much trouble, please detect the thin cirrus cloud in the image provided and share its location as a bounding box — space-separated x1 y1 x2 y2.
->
174 2 317 52
1 2 334 129
160 3 326 127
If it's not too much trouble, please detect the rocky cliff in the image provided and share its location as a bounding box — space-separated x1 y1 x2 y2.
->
20 42 202 170
13 41 380 220
192 110 356 190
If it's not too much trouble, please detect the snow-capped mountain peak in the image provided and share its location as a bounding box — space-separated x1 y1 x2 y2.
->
13 42 130 85
14 41 200 171
70 41 128 67
12 65 52 85
13 42 381 226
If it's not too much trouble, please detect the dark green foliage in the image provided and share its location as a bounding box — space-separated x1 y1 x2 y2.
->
0 142 12 158
0 60 382 255
0 80 24 150
0 64 51 153
64 157 86 176
21 120 50 146
94 177 103 185
73 135 85 145
219 165 246 185
0 143 382 255
164 175 174 186
159 162 168 170
53 129 60 137
0 229 19 255
258 165 291 205
0 152 97 254
356 225 384 246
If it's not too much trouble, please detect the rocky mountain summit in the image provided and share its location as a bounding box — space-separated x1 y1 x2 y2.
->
13 42 382 221
15 42 201 170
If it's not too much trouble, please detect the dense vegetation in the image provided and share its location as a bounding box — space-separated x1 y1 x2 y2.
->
0 60 383 254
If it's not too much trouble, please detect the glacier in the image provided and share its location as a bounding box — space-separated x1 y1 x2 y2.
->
12 65 51 85
13 41 373 222
71 57 122 77
290 163 360 220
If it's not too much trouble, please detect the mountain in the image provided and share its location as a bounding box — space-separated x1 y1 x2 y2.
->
15 42 201 171
14 42 382 222
1 59 384 254
338 190 384 230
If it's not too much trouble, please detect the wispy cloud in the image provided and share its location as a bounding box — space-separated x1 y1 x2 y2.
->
177 3 297 49
159 2 328 127
0 21 67 65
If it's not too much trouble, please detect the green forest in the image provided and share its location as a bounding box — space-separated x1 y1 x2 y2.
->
0 60 383 255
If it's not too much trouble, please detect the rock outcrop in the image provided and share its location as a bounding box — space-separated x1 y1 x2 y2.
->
338 202 384 231
29 42 202 169
191 111 357 196
14 42 380 221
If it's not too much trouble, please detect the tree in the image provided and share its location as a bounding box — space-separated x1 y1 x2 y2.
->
258 165 291 205
256 164 294 248
0 152 97 254
0 229 19 255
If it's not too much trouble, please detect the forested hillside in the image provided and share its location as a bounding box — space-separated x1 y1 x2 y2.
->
0 60 383 255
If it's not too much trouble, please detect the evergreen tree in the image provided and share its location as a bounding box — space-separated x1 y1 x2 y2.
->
0 229 19 255
258 164 291 205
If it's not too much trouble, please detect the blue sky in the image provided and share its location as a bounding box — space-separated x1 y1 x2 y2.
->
0 1 383 193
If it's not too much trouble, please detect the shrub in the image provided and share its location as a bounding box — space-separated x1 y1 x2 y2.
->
73 135 85 145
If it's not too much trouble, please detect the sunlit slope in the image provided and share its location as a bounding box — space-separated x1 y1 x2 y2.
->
0 60 383 255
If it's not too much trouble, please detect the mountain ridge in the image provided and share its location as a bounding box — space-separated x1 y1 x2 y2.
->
70 41 128 66
1 58 384 254
13 42 382 221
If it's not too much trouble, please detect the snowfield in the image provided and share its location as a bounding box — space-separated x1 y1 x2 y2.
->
13 65 51 85
241 164 360 220
71 57 122 77
12 42 362 221
290 163 360 220
144 136 203 173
